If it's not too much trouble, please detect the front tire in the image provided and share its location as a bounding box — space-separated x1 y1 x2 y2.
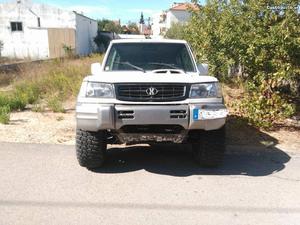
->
192 126 226 167
76 130 107 168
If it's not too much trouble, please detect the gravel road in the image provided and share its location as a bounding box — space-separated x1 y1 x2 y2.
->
0 142 299 225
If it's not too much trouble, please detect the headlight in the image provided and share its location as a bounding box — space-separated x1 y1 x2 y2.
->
85 82 114 98
190 82 222 98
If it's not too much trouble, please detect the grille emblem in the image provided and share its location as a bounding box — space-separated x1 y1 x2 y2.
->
145 87 159 96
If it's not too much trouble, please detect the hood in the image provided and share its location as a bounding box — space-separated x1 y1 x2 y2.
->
84 71 218 83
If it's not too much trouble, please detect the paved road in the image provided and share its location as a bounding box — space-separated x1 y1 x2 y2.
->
0 142 299 225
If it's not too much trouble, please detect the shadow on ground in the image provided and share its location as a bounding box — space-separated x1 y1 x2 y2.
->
91 116 292 177
90 145 290 177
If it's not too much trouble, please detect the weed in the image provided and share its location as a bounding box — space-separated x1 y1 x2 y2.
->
47 96 65 113
0 105 10 124
32 104 45 112
0 92 25 111
56 116 64 121
8 95 27 111
15 82 40 104
0 93 10 107
62 44 75 58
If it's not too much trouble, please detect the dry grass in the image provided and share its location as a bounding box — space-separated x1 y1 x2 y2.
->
1 55 103 86
0 73 15 87
0 57 23 65
0 54 103 123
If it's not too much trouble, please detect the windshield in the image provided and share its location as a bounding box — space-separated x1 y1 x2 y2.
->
104 43 196 72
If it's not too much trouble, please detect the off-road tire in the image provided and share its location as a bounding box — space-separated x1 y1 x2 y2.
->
192 126 226 167
76 130 107 168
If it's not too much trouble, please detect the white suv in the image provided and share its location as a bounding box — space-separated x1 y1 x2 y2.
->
76 39 228 168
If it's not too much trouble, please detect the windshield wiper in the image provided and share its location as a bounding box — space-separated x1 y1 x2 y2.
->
114 61 145 73
148 62 185 72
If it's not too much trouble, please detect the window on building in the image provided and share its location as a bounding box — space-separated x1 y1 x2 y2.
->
11 22 23 32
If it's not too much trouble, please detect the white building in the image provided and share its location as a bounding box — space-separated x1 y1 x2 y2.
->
152 2 197 37
0 0 98 59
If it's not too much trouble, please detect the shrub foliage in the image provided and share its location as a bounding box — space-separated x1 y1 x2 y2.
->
174 0 299 127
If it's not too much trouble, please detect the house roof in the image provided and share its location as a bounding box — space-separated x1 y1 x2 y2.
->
170 3 199 11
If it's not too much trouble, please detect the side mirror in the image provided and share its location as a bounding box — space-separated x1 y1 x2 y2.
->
197 63 209 75
91 63 102 75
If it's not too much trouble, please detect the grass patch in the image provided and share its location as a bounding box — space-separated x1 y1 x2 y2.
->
0 92 26 111
0 94 10 107
0 54 103 123
32 103 45 113
0 105 10 124
47 96 65 113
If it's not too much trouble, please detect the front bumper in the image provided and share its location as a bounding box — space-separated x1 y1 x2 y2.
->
76 103 227 132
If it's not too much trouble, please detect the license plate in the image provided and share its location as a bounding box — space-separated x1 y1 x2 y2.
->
193 109 201 120
193 108 228 120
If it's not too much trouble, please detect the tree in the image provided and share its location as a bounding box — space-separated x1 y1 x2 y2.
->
104 22 122 33
97 19 111 30
164 23 187 40
185 0 299 127
127 22 140 34
94 31 112 51
139 12 145 24
97 19 122 33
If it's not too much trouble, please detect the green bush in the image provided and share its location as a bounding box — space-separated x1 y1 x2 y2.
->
185 0 299 127
94 31 112 51
15 82 40 105
165 23 187 40
0 106 10 124
0 92 26 111
238 79 295 128
0 94 10 107
47 96 65 113
8 95 27 111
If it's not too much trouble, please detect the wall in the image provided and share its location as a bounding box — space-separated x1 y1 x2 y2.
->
48 28 75 58
152 12 167 37
0 25 49 59
0 0 76 59
166 10 191 29
152 9 191 36
75 13 97 56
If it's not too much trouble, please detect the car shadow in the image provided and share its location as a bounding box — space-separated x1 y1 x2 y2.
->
90 143 290 177
90 116 293 177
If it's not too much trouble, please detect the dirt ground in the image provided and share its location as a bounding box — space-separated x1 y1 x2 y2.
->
0 109 299 152
0 110 76 145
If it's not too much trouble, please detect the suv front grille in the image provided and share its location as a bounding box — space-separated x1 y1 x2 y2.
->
117 110 134 119
115 83 188 102
170 110 187 119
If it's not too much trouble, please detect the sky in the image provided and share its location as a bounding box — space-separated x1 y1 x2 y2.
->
0 0 204 24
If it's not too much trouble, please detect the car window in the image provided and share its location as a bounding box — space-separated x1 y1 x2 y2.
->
104 43 196 72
